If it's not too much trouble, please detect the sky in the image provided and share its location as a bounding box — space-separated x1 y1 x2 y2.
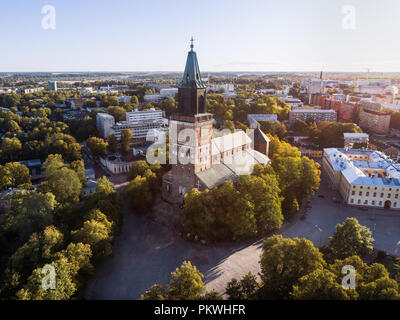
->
1 0 400 72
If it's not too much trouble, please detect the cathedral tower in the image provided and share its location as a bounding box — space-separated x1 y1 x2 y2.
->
163 38 214 203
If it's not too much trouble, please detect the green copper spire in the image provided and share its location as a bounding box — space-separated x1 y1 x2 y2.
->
179 38 207 89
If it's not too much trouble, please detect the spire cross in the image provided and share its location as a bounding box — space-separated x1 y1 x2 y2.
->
190 37 194 51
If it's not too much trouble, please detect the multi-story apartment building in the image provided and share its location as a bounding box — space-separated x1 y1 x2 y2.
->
96 113 115 138
358 109 391 134
283 97 303 110
111 119 168 141
126 109 163 124
323 148 400 210
289 109 337 124
48 81 57 91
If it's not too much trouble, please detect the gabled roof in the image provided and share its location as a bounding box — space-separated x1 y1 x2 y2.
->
196 149 270 189
179 39 207 89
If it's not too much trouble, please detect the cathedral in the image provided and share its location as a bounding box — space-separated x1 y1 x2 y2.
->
162 40 271 204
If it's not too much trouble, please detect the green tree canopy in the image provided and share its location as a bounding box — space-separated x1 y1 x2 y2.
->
168 261 205 300
328 217 374 260
260 235 326 298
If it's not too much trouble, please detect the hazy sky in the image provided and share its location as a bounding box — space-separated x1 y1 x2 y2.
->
1 0 400 72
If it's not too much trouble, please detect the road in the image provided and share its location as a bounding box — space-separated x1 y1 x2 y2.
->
84 175 400 300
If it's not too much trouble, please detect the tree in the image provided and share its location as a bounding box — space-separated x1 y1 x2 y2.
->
240 272 259 299
260 121 287 139
223 120 235 132
123 176 154 215
107 134 118 153
120 129 133 153
291 269 350 300
40 154 82 203
107 106 126 122
328 217 374 260
131 95 139 108
237 175 283 235
95 176 115 197
87 137 108 158
139 284 168 300
181 181 257 241
4 190 57 242
260 235 326 298
292 119 309 136
226 278 245 300
0 162 31 190
201 290 223 300
128 160 151 180
55 242 93 275
71 212 113 260
3 226 63 279
16 257 78 300
281 194 299 219
70 160 87 184
328 256 400 300
1 137 22 161
168 261 205 300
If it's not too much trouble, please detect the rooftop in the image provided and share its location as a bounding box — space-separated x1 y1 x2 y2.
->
324 148 400 187
343 133 369 138
290 109 336 113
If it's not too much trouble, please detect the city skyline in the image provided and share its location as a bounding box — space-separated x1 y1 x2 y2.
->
1 0 400 73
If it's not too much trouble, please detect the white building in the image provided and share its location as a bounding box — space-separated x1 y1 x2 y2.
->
322 148 400 210
160 88 178 97
357 86 385 95
96 113 115 138
332 94 346 102
307 80 323 94
143 94 168 102
207 83 235 93
117 96 133 105
247 114 278 129
111 109 167 141
100 154 137 175
357 78 391 87
126 109 163 124
80 87 94 95
283 96 303 110
289 109 337 124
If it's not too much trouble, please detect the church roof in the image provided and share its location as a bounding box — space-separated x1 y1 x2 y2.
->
196 149 270 189
179 38 207 89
